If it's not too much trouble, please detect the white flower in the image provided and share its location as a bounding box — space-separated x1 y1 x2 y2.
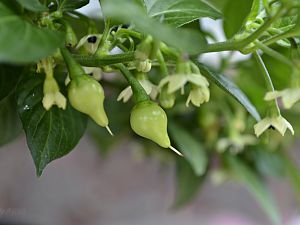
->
65 67 102 86
264 88 300 109
83 67 102 81
43 76 67 111
76 34 102 54
159 73 209 94
117 79 158 103
254 115 294 137
186 86 210 107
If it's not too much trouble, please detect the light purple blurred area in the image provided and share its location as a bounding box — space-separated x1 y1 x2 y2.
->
0 135 300 225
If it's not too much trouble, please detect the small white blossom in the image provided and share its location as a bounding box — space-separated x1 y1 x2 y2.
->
76 34 102 54
159 73 209 94
43 76 67 111
186 86 210 107
117 79 158 103
264 88 300 109
254 115 294 137
83 67 102 81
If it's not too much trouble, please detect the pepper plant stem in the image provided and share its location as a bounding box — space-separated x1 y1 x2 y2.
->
73 52 135 67
200 6 285 54
60 48 85 79
253 51 281 116
115 64 149 103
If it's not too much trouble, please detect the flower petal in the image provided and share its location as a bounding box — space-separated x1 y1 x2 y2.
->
167 75 187 93
140 79 152 95
117 86 132 103
254 117 272 137
281 89 300 109
42 93 54 111
54 92 67 110
188 74 209 87
264 90 283 101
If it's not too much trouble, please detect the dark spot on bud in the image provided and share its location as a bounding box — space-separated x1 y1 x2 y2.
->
269 125 275 130
87 36 97 43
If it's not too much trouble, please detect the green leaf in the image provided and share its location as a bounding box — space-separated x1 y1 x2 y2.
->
0 64 23 101
58 0 90 12
0 3 64 64
148 0 222 27
226 155 281 225
17 73 87 176
16 0 48 12
194 61 261 121
0 95 22 147
169 122 207 176
173 158 204 209
223 0 253 38
101 0 207 54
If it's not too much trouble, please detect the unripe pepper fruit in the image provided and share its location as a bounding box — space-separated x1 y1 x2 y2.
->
130 100 182 155
68 75 109 127
60 47 112 135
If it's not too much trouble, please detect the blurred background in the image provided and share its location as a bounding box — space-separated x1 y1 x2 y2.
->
1 131 300 225
1 0 300 225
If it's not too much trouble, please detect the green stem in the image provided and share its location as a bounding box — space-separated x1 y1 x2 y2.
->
114 28 143 39
200 6 285 54
72 52 135 67
254 40 293 66
96 19 111 56
60 48 85 79
114 64 149 103
156 50 168 77
253 51 281 116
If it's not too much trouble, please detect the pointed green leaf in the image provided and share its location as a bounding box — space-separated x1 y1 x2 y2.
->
16 0 48 12
17 73 87 176
173 158 204 209
223 0 253 38
58 0 90 12
226 156 281 225
101 0 207 54
0 3 64 64
148 0 222 27
169 122 208 176
193 61 261 121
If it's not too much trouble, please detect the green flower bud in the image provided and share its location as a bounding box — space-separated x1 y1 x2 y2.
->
130 101 182 155
65 23 78 47
135 35 153 61
159 87 175 109
68 75 112 135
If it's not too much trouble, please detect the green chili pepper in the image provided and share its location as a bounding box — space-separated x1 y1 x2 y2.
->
130 100 182 156
60 47 113 135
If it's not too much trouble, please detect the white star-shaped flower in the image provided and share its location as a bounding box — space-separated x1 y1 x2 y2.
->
117 79 158 103
186 86 210 107
76 34 102 54
264 88 300 109
254 115 294 137
159 73 209 94
43 76 66 111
